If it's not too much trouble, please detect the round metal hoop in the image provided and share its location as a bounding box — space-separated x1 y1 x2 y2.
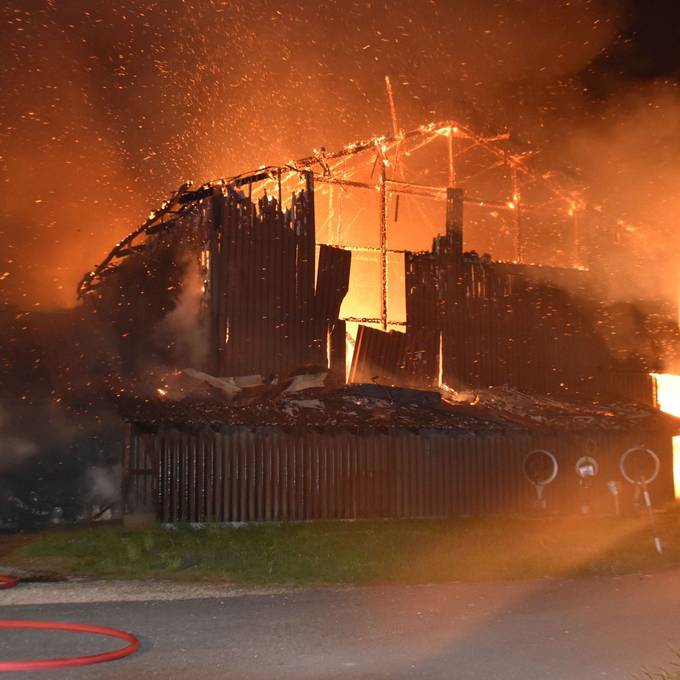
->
523 449 559 487
619 447 660 485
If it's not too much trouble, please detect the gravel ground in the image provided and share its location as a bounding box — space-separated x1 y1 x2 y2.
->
0 567 291 605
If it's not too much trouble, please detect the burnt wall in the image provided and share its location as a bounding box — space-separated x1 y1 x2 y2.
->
350 188 673 403
125 424 675 522
86 174 351 380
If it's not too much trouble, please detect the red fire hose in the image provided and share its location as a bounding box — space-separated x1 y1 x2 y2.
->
0 576 139 671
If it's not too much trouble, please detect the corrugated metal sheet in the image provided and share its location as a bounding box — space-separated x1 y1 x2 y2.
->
349 325 407 384
92 173 351 381
126 425 674 522
397 244 656 403
315 245 351 326
122 424 157 514
335 185 657 403
210 176 323 376
438 261 607 396
403 252 438 387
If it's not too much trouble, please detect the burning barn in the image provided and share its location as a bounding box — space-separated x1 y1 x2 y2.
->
79 120 680 523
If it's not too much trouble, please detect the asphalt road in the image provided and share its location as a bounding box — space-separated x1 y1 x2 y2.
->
1 571 680 680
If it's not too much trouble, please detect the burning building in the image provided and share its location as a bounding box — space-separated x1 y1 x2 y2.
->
78 120 680 523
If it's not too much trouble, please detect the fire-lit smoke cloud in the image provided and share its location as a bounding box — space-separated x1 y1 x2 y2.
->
5 0 680 310
154 257 208 368
567 82 680 303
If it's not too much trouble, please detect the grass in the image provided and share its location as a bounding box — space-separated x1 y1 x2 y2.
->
4 508 680 585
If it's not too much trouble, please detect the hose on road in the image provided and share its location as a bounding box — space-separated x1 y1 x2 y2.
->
0 576 139 671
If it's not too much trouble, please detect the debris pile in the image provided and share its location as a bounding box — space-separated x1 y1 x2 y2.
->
115 368 680 435
440 385 677 432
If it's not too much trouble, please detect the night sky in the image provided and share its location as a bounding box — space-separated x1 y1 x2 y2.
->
2 0 680 309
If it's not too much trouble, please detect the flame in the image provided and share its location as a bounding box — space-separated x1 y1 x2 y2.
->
345 323 357 382
651 373 680 418
674 437 680 502
437 331 443 387
326 327 332 370
651 373 680 500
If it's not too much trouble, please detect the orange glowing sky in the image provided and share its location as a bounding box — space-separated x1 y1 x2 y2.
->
3 0 680 310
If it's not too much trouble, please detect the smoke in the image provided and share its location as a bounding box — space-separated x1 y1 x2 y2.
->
0 19 145 309
153 256 208 369
84 465 121 506
564 81 680 304
0 402 37 471
0 308 122 528
0 0 633 311
0 397 121 529
0 434 37 471
3 1 680 373
2 1 678 526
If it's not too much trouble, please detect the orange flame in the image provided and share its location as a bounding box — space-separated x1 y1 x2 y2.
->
651 373 680 418
651 373 680 500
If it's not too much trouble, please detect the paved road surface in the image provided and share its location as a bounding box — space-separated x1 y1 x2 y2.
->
1 571 679 679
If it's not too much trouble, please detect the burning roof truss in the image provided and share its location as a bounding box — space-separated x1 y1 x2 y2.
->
78 119 585 307
81 120 679 405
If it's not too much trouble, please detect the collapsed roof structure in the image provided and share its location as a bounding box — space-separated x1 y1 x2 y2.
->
80 119 680 522
82 118 678 402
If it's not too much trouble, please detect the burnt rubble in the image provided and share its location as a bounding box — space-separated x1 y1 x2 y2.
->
116 371 680 435
83 166 680 414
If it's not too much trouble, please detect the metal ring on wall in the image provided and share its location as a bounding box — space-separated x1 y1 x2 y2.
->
619 447 660 486
523 449 559 487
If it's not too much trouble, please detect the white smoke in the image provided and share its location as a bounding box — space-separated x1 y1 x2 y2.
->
0 403 37 471
154 257 208 369
84 465 121 505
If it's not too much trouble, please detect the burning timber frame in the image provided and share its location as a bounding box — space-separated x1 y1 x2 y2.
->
82 120 675 402
78 121 680 525
78 119 585 328
86 172 351 379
